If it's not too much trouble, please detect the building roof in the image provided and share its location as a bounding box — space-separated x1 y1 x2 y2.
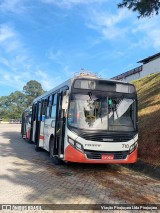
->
138 52 160 64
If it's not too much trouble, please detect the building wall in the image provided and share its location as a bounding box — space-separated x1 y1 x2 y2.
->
118 57 160 82
141 57 160 78
122 72 141 82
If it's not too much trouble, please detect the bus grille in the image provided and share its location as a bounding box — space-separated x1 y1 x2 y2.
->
84 150 129 160
81 134 132 142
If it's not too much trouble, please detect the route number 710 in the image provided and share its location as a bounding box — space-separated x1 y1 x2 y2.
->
122 144 129 149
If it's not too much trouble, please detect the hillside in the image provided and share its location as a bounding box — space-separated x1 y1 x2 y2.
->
132 73 160 167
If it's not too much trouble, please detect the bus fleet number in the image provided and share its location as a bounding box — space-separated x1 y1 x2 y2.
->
122 144 129 149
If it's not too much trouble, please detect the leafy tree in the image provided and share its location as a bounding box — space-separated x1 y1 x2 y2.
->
23 80 45 105
118 0 160 18
0 91 26 120
0 80 45 120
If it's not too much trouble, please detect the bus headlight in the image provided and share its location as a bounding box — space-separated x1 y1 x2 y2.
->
129 142 138 153
68 137 84 152
68 137 75 146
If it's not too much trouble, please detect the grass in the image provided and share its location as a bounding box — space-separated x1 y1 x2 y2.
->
132 72 160 167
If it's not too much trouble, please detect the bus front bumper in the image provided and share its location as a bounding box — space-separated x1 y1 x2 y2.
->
64 145 137 164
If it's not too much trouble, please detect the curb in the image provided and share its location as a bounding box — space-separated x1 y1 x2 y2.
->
123 160 160 180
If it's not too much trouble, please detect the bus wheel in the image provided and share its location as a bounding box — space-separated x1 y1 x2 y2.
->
49 138 62 165
35 144 41 152
52 156 63 165
27 138 33 144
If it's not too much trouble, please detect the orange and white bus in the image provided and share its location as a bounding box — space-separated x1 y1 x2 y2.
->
29 73 138 164
21 106 32 141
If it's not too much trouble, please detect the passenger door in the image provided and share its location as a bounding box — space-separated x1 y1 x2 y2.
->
55 91 67 157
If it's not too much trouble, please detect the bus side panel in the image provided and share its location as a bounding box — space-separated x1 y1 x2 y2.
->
39 121 45 147
27 127 31 141
43 118 55 151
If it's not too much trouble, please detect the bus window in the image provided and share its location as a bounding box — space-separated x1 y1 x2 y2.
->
53 94 57 105
49 95 52 103
38 102 41 121
51 105 56 119
51 93 57 119
46 95 52 118
33 104 37 121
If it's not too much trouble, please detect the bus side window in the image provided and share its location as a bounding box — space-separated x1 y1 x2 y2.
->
44 99 48 117
38 102 41 121
41 100 45 116
33 104 38 121
46 95 52 118
45 97 49 118
51 93 57 119
54 93 57 105
41 100 47 121
41 101 43 115
49 95 52 117
33 104 36 121
51 106 56 119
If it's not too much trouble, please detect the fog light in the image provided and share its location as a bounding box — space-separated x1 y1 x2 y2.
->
75 142 82 150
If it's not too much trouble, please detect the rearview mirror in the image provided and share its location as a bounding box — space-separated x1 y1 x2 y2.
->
62 90 69 110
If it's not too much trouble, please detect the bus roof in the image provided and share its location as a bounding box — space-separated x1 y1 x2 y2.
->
32 77 135 104
33 78 73 103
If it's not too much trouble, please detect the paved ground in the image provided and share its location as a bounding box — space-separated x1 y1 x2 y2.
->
0 124 159 213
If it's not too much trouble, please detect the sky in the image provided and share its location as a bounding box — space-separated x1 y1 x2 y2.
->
0 0 160 97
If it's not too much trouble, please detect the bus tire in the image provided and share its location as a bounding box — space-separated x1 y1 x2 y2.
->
52 156 63 165
49 138 62 165
35 144 41 152
27 138 33 144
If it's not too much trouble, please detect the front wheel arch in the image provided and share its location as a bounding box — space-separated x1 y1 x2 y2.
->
49 136 63 165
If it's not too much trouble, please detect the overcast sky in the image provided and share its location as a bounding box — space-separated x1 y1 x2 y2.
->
0 0 160 96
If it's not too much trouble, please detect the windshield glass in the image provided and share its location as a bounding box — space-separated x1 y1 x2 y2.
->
68 94 136 131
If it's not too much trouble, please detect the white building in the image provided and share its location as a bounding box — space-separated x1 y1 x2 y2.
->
112 52 160 82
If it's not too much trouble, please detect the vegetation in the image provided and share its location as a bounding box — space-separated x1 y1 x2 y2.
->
132 73 160 166
0 80 45 120
118 0 160 18
23 80 45 106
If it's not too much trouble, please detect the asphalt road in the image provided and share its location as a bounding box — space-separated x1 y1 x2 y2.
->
0 124 159 213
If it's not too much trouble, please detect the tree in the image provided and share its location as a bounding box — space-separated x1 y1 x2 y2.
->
0 80 45 120
23 80 45 105
118 0 160 18
0 91 26 120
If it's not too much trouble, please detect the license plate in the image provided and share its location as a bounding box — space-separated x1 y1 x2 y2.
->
102 154 114 160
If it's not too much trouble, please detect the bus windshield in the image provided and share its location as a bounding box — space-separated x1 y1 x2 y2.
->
68 94 136 131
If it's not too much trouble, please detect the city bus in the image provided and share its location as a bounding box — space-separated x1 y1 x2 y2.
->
29 73 138 164
21 106 32 141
